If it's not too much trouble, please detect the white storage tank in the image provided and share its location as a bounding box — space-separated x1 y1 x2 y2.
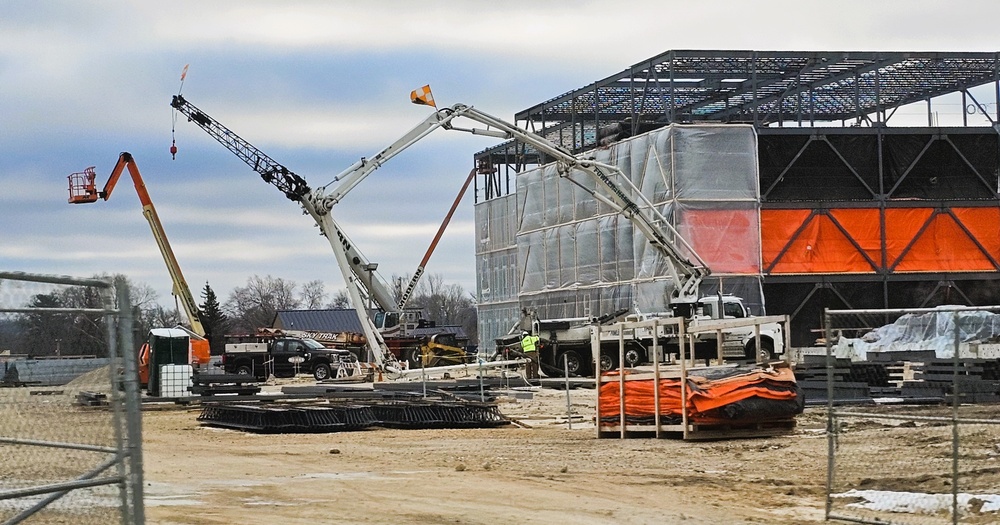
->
159 364 193 398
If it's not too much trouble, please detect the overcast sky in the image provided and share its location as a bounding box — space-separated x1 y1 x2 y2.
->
2 0 999 313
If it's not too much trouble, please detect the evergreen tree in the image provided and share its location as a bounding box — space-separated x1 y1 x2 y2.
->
199 282 229 355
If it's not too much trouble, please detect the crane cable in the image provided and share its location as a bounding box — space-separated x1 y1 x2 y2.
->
170 64 189 160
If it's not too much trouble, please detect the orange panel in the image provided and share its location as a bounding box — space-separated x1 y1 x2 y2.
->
829 209 882 265
682 209 760 274
761 210 811 268
952 208 1000 263
884 208 933 266
763 211 875 273
894 212 996 271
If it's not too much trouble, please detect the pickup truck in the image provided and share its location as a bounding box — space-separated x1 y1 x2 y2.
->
222 336 357 381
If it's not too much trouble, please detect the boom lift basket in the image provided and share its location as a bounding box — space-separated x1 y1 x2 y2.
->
67 166 99 204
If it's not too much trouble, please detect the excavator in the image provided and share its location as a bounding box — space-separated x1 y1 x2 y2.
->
67 152 211 385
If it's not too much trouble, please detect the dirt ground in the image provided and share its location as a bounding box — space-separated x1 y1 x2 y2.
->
141 383 834 525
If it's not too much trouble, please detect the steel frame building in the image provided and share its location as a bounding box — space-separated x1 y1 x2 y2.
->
473 50 1000 346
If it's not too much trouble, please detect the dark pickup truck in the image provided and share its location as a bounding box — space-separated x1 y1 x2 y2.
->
222 336 356 381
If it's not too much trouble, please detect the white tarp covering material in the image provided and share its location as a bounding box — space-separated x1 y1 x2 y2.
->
833 489 1000 515
834 307 1000 360
476 124 764 352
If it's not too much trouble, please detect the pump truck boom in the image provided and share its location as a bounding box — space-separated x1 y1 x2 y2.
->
169 89 723 375
67 152 211 382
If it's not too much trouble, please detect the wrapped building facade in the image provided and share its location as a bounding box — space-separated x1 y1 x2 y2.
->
476 124 764 353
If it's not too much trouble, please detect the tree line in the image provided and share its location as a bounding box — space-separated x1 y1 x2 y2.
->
0 272 476 358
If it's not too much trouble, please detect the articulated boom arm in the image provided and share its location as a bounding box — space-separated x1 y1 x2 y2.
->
170 96 404 371
313 108 469 211
101 152 206 336
170 94 399 313
443 104 711 306
170 95 311 203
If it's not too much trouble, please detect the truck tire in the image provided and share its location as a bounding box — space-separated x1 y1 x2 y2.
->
623 341 645 367
235 363 253 376
598 352 619 373
745 338 775 362
555 350 584 376
407 348 423 369
313 362 332 381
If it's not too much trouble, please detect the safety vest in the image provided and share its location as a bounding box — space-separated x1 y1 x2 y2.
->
521 335 538 353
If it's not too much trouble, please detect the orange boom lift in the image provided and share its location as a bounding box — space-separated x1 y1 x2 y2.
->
68 152 210 384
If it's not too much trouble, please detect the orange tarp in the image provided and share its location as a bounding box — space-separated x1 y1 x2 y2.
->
598 367 799 424
681 209 760 274
762 207 1000 274
762 210 875 273
893 213 995 271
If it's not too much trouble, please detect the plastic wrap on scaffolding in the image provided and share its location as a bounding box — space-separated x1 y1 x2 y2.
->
672 125 759 200
475 193 518 254
513 123 761 317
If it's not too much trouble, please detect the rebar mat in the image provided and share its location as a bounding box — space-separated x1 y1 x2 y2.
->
198 404 378 433
198 400 510 433
370 401 510 429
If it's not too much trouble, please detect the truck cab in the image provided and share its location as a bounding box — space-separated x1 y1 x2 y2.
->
223 336 356 381
692 295 785 360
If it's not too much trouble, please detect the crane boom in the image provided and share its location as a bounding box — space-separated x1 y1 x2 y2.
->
169 96 401 371
169 88 710 373
169 95 399 313
421 103 711 309
170 96 311 203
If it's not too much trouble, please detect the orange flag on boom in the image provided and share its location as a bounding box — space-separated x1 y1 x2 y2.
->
410 85 436 108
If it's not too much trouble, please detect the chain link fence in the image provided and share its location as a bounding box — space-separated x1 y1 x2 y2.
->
0 271 144 524
824 306 1000 525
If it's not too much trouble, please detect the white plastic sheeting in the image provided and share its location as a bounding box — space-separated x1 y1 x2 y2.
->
834 308 1000 360
476 124 765 352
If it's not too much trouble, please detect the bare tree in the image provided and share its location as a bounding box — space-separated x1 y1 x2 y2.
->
328 289 350 309
409 273 478 344
225 275 301 333
150 305 183 328
300 279 328 309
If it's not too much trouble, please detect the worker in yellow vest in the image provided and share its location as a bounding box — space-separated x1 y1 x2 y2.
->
519 331 540 379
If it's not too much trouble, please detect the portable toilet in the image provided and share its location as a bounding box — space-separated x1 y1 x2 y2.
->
146 328 190 397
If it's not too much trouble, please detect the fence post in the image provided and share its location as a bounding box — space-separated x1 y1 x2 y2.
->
117 282 145 525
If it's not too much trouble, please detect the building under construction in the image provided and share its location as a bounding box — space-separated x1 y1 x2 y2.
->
473 50 1000 350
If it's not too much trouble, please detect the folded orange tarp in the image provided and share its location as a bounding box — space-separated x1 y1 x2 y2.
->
598 367 799 424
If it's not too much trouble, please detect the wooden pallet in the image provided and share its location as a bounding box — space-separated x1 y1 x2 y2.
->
599 418 797 441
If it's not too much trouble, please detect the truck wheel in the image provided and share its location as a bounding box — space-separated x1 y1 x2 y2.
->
407 348 423 368
313 363 332 381
556 350 583 376
599 352 619 373
235 364 253 376
623 342 645 367
745 339 775 362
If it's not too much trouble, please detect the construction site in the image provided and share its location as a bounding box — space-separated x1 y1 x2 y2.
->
4 49 1000 525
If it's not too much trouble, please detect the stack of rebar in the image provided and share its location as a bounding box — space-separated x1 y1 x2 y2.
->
198 403 378 433
197 399 510 433
369 400 509 429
